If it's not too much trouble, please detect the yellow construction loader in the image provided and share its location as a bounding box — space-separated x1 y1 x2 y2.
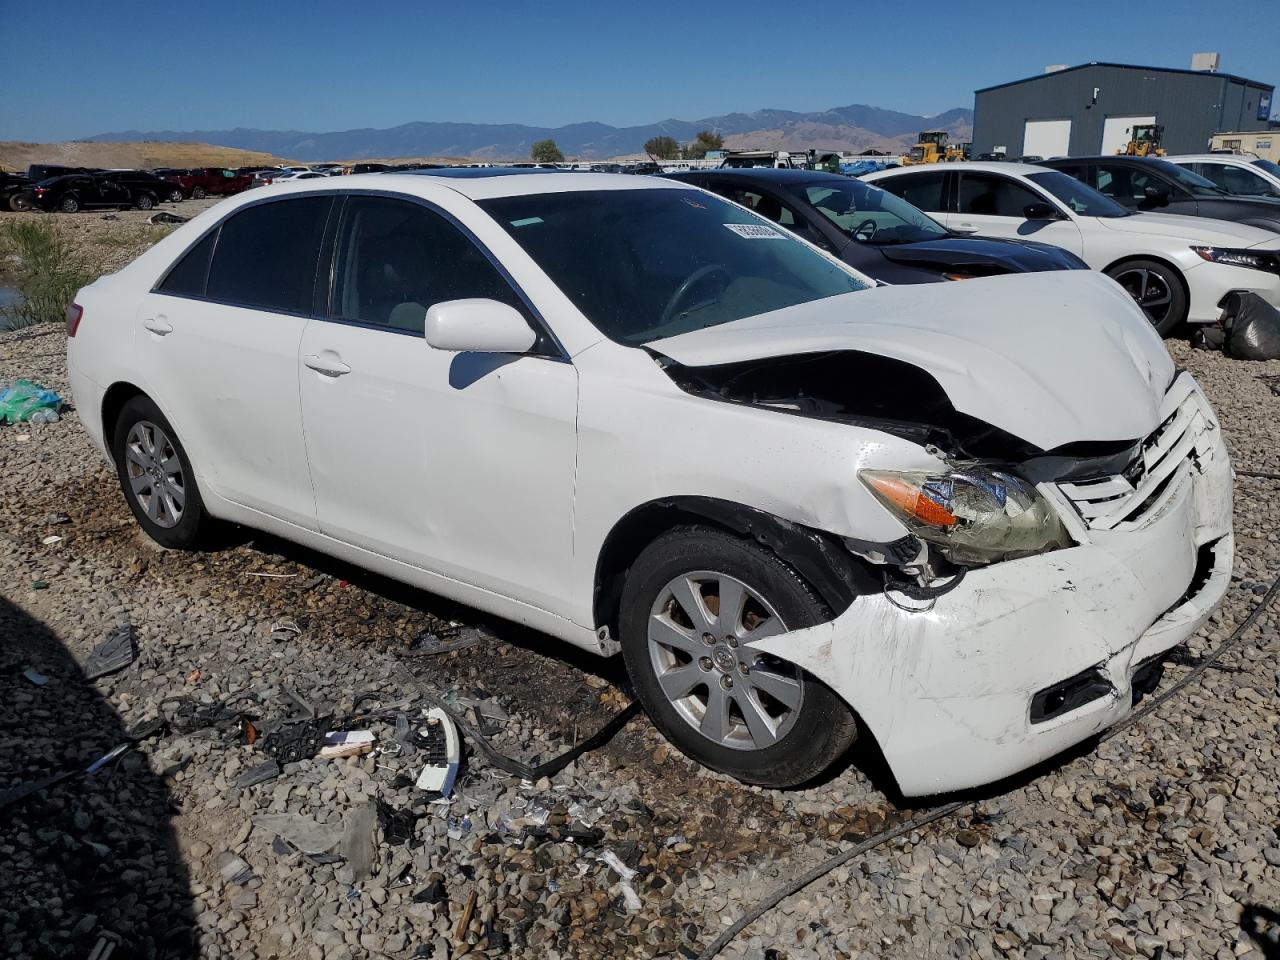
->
903 130 968 165
1120 124 1166 157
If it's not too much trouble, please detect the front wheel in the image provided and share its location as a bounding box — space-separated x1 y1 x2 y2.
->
112 396 212 549
59 195 80 213
135 193 155 210
619 526 858 787
191 186 207 200
1105 259 1186 336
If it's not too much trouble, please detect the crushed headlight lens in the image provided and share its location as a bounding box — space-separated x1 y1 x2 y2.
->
859 466 1071 565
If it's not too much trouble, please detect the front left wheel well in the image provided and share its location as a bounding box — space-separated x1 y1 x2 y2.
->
592 497 877 637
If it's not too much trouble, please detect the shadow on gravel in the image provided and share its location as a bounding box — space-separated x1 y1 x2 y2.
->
1242 904 1280 959
0 597 195 960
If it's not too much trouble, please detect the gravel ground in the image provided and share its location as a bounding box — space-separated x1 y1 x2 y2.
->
1 312 1278 960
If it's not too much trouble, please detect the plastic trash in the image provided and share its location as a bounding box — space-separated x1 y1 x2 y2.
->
0 380 62 424
83 625 138 680
1222 291 1280 361
413 708 460 796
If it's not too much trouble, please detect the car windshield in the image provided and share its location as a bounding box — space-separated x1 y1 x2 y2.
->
1253 158 1280 178
795 178 947 244
479 188 869 345
1027 171 1130 218
1149 160 1227 196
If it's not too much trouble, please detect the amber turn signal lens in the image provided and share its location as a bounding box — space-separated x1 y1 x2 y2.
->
862 473 957 527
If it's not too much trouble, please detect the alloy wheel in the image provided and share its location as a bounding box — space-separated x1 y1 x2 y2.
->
1112 267 1173 327
123 420 186 528
647 570 804 751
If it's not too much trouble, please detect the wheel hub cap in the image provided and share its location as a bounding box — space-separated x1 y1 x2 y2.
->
123 420 185 529
647 571 804 752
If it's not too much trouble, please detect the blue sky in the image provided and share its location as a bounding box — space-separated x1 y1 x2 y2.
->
1 0 1274 140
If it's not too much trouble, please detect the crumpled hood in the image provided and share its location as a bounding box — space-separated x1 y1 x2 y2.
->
1097 211 1280 249
650 271 1175 451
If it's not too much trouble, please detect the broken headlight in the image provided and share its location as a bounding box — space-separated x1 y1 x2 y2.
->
859 467 1070 565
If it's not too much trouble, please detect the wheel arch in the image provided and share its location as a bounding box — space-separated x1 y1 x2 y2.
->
101 381 148 458
1101 252 1189 297
592 496 877 636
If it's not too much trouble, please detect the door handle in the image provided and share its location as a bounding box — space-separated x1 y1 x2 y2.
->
142 317 173 336
304 354 351 377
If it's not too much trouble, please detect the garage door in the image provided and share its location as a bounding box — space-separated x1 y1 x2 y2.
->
1022 119 1071 158
1101 116 1155 155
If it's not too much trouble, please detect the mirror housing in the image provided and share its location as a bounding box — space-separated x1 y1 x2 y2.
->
424 299 537 354
1143 185 1171 206
1023 202 1059 220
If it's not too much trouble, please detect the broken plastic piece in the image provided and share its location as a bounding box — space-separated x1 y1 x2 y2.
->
253 812 343 855
401 631 480 657
598 849 637 881
234 759 280 790
262 716 328 764
22 668 49 686
149 211 188 225
619 882 642 913
376 799 422 847
87 932 123 960
319 729 375 758
342 802 377 883
269 618 302 642
83 625 138 680
412 879 448 904
216 851 255 885
414 708 460 796
41 535 62 546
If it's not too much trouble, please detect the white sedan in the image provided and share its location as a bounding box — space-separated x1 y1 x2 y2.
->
866 161 1280 334
66 171 1232 796
1165 154 1280 201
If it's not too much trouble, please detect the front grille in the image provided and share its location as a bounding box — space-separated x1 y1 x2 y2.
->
1056 374 1217 531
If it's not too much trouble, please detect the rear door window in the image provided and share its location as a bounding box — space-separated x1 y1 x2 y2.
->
157 231 218 297
206 197 332 314
876 171 947 213
1196 162 1280 198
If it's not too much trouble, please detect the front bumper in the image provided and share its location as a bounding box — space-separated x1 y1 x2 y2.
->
1186 259 1280 324
749 374 1234 796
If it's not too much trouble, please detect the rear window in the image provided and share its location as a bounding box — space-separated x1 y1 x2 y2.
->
205 197 331 314
876 171 946 213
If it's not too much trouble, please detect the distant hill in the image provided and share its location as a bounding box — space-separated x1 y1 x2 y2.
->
0 140 291 174
84 104 974 162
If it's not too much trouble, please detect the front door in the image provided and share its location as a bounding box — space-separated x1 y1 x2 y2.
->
947 171 1084 256
133 195 331 529
297 194 578 614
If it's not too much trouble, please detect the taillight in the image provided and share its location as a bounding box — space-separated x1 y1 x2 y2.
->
66 302 83 338
34 187 46 197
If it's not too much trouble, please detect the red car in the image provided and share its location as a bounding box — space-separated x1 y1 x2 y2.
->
159 167 253 199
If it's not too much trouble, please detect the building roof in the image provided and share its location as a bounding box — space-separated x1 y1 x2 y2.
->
976 62 1274 95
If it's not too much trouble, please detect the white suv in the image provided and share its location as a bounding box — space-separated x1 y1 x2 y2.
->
866 161 1280 334
66 171 1233 796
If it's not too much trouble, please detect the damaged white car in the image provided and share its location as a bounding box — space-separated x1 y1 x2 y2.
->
66 171 1233 796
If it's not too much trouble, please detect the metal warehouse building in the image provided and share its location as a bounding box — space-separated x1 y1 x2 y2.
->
973 60 1274 158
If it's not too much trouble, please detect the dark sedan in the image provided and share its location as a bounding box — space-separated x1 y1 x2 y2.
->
29 174 140 213
1038 156 1280 233
662 168 1088 284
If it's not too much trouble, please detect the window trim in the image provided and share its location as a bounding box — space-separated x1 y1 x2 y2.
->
150 188 568 360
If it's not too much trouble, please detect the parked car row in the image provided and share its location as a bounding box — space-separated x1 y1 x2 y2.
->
67 169 1235 795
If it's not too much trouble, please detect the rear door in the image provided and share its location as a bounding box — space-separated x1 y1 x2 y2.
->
296 194 578 612
1093 162 1197 215
1192 161 1280 199
948 171 1084 256
874 170 950 220
133 195 332 529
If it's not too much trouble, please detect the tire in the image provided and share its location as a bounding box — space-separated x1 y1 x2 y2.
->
136 193 155 211
167 188 184 203
192 186 207 200
59 194 80 213
8 191 34 212
111 395 212 550
1105 259 1187 336
619 526 858 787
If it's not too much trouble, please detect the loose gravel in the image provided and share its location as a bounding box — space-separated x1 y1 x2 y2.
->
1 307 1278 960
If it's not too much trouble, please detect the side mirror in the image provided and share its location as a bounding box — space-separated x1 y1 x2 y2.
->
1143 185 1171 206
424 299 536 354
1023 202 1059 220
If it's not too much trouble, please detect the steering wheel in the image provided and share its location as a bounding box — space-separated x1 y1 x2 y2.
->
659 264 731 329
852 218 878 242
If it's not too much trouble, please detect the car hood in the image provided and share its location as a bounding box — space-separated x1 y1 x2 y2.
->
649 271 1174 451
1095 211 1280 248
875 235 1085 272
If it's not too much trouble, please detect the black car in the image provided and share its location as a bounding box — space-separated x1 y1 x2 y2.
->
30 173 152 213
27 164 99 181
100 170 185 204
661 168 1088 284
1 172 34 211
1038 156 1280 233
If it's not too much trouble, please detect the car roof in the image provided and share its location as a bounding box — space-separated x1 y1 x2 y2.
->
665 168 845 183
249 170 691 201
871 161 1048 177
1164 154 1257 163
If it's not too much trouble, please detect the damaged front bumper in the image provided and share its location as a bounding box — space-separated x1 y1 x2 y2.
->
748 373 1234 796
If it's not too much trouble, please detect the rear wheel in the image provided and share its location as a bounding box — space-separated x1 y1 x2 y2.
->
8 191 34 212
1105 259 1186 336
135 193 155 210
167 188 184 203
619 526 857 787
191 186 207 200
112 396 212 549
59 195 80 213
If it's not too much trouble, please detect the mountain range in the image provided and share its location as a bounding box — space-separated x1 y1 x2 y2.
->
85 103 974 162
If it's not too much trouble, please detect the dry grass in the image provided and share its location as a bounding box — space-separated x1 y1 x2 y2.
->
0 140 292 174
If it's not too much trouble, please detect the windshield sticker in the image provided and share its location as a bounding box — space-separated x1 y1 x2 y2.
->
724 223 784 239
510 216 544 227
